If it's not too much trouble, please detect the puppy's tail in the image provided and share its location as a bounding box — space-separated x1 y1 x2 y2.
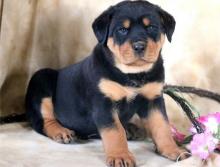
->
0 113 27 124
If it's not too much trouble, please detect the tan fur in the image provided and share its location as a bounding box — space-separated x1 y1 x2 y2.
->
123 19 130 29
142 110 188 160
41 98 74 143
99 79 163 101
107 34 165 74
144 34 165 62
41 98 65 138
140 82 163 100
107 38 154 73
100 113 135 166
107 38 134 65
41 98 55 120
143 18 150 26
98 79 136 101
114 62 154 74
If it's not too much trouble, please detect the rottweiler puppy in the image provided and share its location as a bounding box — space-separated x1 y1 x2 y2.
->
25 0 188 166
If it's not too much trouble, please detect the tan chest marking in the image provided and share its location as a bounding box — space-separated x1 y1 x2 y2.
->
139 82 163 100
98 79 163 101
98 79 136 101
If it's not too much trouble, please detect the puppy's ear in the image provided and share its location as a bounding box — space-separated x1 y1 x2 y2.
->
92 6 114 44
157 7 176 42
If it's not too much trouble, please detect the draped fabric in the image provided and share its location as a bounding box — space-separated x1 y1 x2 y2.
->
0 0 220 131
0 0 103 117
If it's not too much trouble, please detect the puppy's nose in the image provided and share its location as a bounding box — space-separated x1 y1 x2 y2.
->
132 41 146 53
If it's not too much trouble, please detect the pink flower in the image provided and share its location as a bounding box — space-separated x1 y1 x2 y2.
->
190 130 217 160
197 112 220 124
197 115 208 123
190 112 220 134
170 124 186 143
215 112 220 123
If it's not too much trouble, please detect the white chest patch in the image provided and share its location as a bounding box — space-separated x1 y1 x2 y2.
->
98 79 163 101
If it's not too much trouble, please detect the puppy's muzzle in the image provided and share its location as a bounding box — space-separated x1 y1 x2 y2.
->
132 41 146 56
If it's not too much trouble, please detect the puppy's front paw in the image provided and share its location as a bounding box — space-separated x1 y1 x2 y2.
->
106 151 136 167
159 147 190 161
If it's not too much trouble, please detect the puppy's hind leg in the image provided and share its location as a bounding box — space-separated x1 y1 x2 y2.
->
25 69 76 144
41 98 76 144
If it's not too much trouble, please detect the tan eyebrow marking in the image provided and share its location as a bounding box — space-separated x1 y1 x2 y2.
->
123 19 130 29
143 18 150 26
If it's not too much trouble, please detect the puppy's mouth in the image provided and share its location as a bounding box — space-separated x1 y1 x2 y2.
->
125 58 155 66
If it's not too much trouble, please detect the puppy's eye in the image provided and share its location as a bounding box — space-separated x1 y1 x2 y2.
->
118 27 129 35
147 25 157 32
148 25 154 30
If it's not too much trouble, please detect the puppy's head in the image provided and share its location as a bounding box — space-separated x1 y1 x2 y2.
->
92 0 175 73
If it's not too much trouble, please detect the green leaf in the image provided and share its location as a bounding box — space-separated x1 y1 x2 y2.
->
181 135 194 145
216 124 220 140
164 88 200 118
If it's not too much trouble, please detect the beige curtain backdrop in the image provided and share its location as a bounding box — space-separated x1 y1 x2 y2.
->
0 0 220 131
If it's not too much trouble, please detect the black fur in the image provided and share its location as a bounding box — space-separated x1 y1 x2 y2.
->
25 0 175 138
26 69 58 134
